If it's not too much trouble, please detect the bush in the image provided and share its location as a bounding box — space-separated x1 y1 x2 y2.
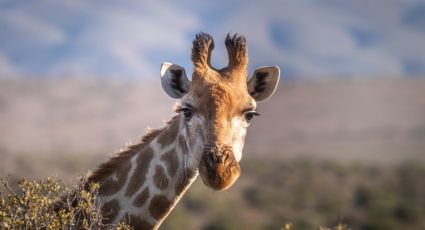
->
0 177 130 230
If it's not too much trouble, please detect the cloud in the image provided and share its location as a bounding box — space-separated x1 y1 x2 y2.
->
221 0 425 77
0 10 66 46
0 0 424 79
0 0 200 78
203 1 405 77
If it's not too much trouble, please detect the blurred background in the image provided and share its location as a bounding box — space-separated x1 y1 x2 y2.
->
1 0 425 229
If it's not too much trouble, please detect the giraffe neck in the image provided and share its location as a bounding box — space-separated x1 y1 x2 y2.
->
89 115 200 229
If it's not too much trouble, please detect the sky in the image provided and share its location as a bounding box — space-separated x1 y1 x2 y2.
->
0 0 425 80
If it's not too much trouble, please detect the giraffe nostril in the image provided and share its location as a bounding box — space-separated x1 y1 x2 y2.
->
202 145 235 167
199 145 241 191
222 148 233 163
212 154 219 164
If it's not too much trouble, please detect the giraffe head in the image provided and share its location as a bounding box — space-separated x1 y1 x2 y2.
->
160 33 279 191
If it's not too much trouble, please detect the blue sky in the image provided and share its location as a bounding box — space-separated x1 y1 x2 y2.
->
0 0 424 80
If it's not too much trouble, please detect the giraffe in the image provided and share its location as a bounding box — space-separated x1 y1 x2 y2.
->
86 32 280 229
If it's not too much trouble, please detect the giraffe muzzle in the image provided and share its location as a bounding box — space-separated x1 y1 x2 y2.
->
199 145 241 191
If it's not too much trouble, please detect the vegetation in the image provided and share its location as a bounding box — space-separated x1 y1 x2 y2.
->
1 157 424 229
163 158 425 230
0 177 130 230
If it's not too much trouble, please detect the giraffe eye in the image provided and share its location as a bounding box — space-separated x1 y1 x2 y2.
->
181 108 193 120
244 111 260 123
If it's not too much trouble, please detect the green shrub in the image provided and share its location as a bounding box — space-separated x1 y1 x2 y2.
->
0 177 130 230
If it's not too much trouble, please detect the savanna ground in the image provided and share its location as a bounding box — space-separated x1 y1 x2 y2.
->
1 77 425 229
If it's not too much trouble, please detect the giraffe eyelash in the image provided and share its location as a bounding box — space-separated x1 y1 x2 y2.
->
175 105 182 113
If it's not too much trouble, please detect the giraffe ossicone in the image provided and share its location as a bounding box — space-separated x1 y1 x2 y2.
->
85 32 280 229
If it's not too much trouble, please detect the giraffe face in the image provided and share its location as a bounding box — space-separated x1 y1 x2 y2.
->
160 33 280 190
180 76 255 190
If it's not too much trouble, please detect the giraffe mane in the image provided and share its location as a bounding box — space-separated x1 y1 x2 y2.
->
87 128 162 183
87 115 179 183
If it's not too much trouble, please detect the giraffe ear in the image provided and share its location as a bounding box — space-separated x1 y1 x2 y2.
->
247 66 280 102
160 62 191 99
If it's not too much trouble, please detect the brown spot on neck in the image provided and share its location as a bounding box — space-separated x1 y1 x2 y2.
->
153 165 169 190
98 161 131 196
133 188 149 207
101 199 120 224
125 146 154 197
160 149 179 177
157 116 180 147
149 195 172 220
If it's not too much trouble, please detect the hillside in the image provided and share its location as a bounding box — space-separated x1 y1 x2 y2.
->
1 77 424 165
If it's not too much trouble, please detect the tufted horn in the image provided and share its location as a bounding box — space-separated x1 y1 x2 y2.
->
225 33 248 74
191 32 215 74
